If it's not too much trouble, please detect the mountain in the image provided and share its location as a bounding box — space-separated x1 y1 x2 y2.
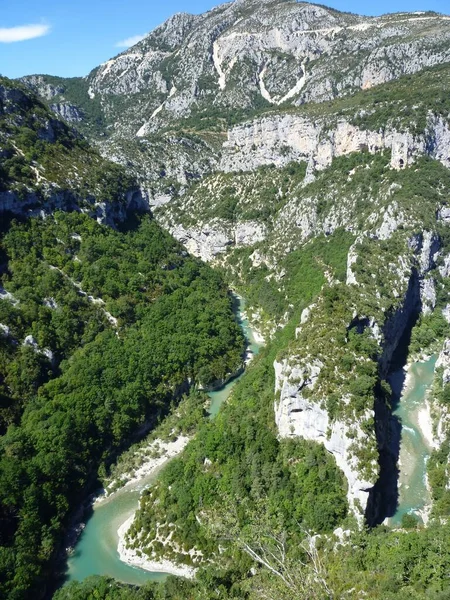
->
8 1 450 599
0 77 244 599
21 2 450 199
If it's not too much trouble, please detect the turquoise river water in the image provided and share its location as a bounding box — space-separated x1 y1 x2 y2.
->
389 355 437 526
66 297 261 585
67 304 436 582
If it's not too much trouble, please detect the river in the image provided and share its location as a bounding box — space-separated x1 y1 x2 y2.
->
66 296 261 585
389 355 437 526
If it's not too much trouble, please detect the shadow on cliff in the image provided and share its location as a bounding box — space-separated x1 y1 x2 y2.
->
365 302 420 526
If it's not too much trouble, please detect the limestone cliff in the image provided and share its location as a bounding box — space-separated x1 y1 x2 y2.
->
220 114 450 176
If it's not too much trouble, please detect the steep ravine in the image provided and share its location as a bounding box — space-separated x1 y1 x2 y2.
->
65 297 262 585
365 271 422 525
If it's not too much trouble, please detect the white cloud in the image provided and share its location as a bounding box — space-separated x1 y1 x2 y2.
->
0 23 51 43
115 34 146 48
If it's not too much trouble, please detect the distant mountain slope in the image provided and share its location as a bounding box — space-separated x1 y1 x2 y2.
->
0 76 145 224
23 1 450 137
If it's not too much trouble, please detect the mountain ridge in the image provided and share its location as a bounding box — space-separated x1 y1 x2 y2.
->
3 1 450 598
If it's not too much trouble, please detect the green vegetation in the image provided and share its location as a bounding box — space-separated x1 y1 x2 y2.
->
55 519 450 600
0 77 135 202
410 312 450 357
156 61 450 140
101 389 211 494
0 211 244 598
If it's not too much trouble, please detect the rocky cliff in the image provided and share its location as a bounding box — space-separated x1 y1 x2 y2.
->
0 77 141 226
221 113 450 176
20 1 450 202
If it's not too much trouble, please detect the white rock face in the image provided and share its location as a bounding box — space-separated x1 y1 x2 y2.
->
50 103 83 123
274 358 377 519
421 278 436 315
234 222 266 246
51 3 450 129
221 114 450 175
0 285 18 305
376 202 405 240
418 231 440 274
171 224 233 262
170 220 266 262
439 254 450 279
0 323 10 337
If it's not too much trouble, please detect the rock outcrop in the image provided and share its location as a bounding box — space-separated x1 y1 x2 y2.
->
0 188 147 228
220 114 450 175
274 358 377 518
170 220 267 262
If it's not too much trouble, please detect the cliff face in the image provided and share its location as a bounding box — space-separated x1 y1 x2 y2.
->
0 78 141 226
274 357 377 518
158 112 450 271
221 114 450 176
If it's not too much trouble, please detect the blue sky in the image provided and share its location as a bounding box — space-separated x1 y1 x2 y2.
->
1 0 449 79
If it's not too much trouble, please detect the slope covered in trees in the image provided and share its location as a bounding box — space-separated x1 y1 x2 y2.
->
0 212 244 598
0 77 245 598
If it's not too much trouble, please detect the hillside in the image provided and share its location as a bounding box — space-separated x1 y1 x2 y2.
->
0 78 244 599
8 0 450 599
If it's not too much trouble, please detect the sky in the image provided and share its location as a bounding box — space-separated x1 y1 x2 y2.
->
1 0 449 80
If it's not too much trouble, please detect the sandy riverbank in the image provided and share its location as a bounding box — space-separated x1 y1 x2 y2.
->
95 435 191 504
117 516 196 579
417 401 435 449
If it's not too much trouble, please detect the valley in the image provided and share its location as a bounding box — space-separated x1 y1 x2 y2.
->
1 0 450 598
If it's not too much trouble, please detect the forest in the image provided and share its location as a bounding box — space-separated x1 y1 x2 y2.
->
0 212 244 598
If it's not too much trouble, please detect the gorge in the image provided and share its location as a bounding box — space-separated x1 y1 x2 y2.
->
1 1 450 599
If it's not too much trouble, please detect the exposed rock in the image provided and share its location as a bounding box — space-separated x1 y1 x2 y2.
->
346 242 359 286
220 114 450 175
170 220 266 262
274 358 377 519
420 277 437 315
0 187 146 228
0 323 10 337
51 103 83 122
417 231 440 274
376 203 405 240
171 224 233 262
234 222 266 246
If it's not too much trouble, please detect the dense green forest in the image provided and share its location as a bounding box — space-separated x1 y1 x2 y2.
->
0 212 244 598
